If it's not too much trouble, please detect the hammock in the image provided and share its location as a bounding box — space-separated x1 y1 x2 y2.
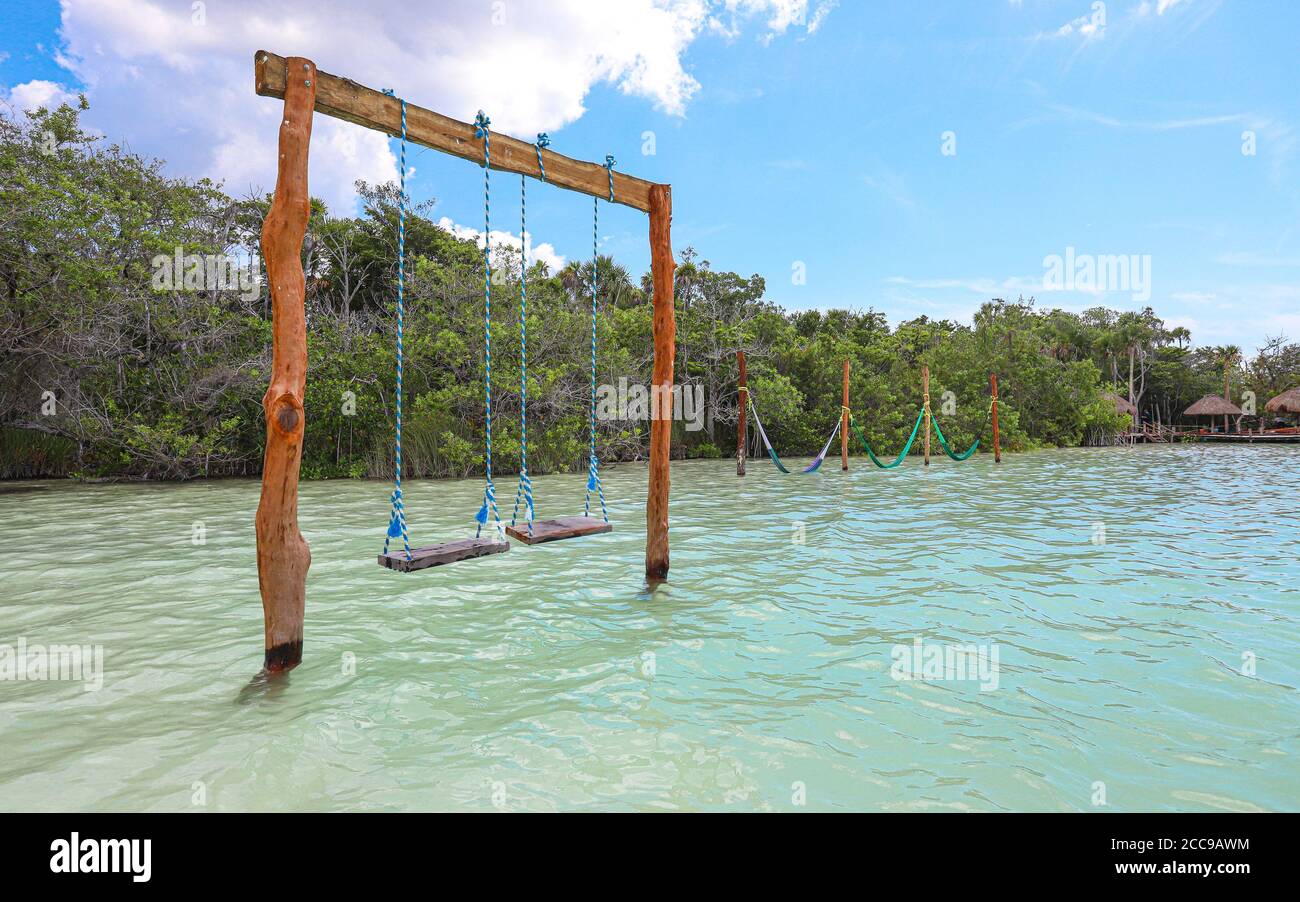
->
931 415 980 461
804 417 843 473
849 409 925 469
930 399 992 462
748 396 839 474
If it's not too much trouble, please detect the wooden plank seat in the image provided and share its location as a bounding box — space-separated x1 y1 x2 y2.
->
505 516 612 545
377 536 508 572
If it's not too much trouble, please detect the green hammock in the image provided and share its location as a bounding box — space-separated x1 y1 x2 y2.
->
930 399 993 461
850 409 925 469
930 414 981 461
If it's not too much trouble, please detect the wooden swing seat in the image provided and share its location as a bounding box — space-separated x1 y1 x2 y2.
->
377 536 509 572
505 516 613 545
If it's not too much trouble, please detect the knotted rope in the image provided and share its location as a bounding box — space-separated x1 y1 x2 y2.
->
535 133 549 181
510 136 550 536
381 90 412 562
473 111 502 538
583 156 615 521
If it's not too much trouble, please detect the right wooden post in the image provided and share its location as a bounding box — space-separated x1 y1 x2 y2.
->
990 372 1001 463
646 185 675 581
736 350 747 477
841 359 850 471
922 365 931 467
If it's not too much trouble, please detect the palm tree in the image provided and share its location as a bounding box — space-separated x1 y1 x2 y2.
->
1115 311 1159 414
558 260 585 306
1209 345 1241 432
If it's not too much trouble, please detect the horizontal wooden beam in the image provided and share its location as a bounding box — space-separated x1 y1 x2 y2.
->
254 50 658 213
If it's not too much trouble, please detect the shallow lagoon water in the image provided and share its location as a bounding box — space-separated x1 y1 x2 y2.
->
1 445 1297 811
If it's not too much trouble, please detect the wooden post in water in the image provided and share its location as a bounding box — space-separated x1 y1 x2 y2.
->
922 365 931 467
646 185 675 581
841 359 850 471
256 57 316 673
736 350 747 477
990 372 1001 464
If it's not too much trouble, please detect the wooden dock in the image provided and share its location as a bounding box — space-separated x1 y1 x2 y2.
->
1186 432 1300 444
1092 425 1300 446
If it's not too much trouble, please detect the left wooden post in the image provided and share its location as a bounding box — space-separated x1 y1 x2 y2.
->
990 372 1001 463
922 365 931 467
840 359 850 471
256 55 316 672
736 350 747 477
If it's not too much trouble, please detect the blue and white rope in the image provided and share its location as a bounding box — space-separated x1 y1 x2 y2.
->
474 111 503 539
584 156 615 522
382 90 412 562
534 132 549 181
510 139 547 536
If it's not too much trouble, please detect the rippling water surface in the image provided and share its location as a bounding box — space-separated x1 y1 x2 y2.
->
1 445 1297 811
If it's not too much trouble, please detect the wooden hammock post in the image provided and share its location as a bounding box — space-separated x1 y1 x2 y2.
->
252 50 677 665
256 56 316 673
841 359 850 471
990 372 1001 463
736 350 747 477
922 365 931 467
646 185 675 581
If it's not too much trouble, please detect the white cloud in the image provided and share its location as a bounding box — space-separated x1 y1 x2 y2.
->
4 79 80 111
884 273 1300 351
44 0 812 213
885 275 1042 295
1213 252 1300 268
1135 0 1190 16
1052 7 1106 42
806 1 837 34
1010 102 1295 189
1163 316 1199 334
1192 283 1300 350
709 0 837 42
863 166 920 215
1037 102 1248 131
437 217 566 274
1126 0 1223 40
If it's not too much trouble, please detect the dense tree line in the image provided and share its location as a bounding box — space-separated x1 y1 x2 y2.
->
3 105 1297 480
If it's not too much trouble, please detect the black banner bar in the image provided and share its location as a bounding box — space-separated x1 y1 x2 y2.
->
1 812 1282 887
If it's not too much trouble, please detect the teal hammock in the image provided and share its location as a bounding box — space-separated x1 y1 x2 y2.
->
931 399 992 461
850 409 925 469
747 396 790 473
931 415 980 461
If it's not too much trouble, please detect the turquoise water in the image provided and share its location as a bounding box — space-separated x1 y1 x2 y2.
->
1 445 1296 812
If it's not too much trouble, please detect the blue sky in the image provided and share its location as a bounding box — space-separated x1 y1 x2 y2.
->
3 0 1297 352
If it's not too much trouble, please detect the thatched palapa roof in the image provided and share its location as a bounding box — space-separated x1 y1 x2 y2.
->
1183 395 1243 417
1103 392 1137 417
1264 386 1300 414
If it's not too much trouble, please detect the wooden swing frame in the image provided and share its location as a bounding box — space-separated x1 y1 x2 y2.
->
253 51 676 672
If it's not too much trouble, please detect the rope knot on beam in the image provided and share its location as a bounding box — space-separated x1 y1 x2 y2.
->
603 154 616 201
535 133 550 181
